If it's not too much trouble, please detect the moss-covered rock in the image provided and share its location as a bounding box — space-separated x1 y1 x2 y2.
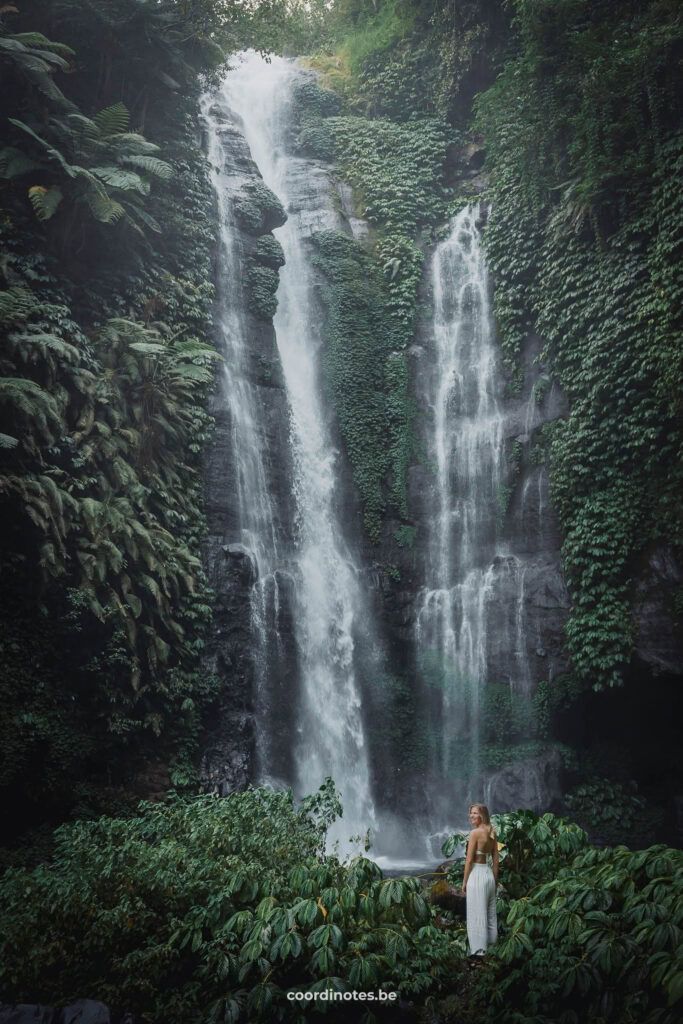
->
234 181 286 236
246 262 280 320
253 234 285 270
292 78 342 118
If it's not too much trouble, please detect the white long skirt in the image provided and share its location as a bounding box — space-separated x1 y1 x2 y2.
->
466 863 497 955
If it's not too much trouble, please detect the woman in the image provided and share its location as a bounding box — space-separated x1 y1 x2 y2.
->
462 803 498 955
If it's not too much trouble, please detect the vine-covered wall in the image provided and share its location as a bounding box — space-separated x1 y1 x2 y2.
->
290 76 450 541
475 0 683 693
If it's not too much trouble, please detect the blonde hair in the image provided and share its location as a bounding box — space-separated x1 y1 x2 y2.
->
470 803 496 841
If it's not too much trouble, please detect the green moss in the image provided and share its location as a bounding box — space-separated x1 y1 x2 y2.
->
234 181 286 236
253 235 285 270
246 263 280 321
288 73 448 543
310 230 388 541
394 524 416 549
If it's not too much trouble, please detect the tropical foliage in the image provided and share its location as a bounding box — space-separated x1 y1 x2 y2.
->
0 0 297 847
2 797 680 1022
0 783 460 1021
440 810 682 1023
482 843 683 1023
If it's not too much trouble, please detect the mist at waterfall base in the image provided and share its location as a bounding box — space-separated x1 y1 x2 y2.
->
202 53 556 864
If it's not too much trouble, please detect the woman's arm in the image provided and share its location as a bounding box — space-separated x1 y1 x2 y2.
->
492 838 499 884
462 830 476 893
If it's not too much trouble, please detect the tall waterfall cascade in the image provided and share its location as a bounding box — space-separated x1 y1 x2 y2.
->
203 53 376 844
200 92 282 780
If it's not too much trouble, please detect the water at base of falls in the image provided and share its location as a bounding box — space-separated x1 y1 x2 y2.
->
212 53 376 847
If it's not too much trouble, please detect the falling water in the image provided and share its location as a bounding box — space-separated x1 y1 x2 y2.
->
416 205 510 788
218 53 375 843
200 91 286 777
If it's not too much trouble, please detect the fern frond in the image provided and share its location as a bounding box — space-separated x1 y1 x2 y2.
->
83 191 125 223
0 286 38 325
65 112 101 141
93 103 130 136
9 330 77 361
128 342 166 355
10 32 75 58
169 363 213 384
0 376 60 428
91 165 149 194
120 154 173 180
8 119 76 178
23 46 71 71
124 203 161 233
112 133 160 153
27 186 63 222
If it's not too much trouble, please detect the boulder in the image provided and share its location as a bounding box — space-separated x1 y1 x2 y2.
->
429 878 466 917
0 1003 118 1024
484 748 563 812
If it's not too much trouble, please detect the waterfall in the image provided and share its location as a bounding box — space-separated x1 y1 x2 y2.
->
200 92 286 782
416 205 533 799
212 53 375 843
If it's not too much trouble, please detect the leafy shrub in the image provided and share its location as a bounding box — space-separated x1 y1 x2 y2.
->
565 777 665 848
296 117 337 162
0 783 463 1021
291 79 342 119
441 810 682 1021
478 844 683 1023
253 234 285 270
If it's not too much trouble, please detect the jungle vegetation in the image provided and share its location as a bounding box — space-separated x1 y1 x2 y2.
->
1 1 682 1021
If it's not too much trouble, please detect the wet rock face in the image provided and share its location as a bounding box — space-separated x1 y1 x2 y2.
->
484 748 564 813
200 544 258 793
633 544 683 674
